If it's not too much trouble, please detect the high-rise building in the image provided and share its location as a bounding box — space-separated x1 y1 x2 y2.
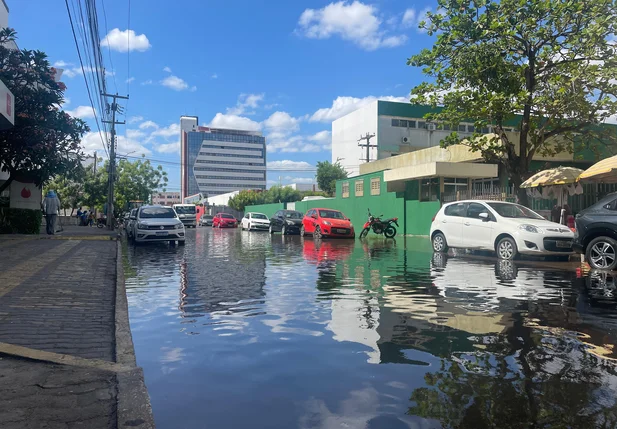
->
180 116 266 198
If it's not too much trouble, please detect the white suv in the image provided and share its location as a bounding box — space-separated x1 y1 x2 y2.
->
130 205 185 245
430 200 574 260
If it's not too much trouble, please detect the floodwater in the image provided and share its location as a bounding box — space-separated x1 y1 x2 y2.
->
124 227 617 429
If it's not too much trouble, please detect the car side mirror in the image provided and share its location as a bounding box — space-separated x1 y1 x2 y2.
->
479 212 490 222
311 214 317 219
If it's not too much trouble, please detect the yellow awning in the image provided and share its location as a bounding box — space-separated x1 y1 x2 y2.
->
578 155 617 183
520 166 583 188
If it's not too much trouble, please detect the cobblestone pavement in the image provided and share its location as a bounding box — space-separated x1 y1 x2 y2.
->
0 238 118 428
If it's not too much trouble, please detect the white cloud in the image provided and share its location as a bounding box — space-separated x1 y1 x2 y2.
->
53 60 73 68
284 176 316 184
263 111 300 133
227 93 265 115
156 141 180 154
81 131 151 157
101 28 151 53
139 120 159 130
310 95 408 122
126 77 135 83
141 79 153 85
297 1 407 50
62 97 71 106
267 135 302 153
267 160 313 170
160 75 189 91
309 130 331 143
150 123 180 139
402 9 416 27
128 115 144 124
65 105 95 119
126 129 146 139
211 73 218 79
300 144 325 152
163 66 172 73
60 68 78 78
209 113 262 131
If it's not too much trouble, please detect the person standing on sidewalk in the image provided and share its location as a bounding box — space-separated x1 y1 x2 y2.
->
42 190 61 235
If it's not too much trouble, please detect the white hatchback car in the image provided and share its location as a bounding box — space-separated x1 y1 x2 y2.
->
430 200 574 260
130 205 185 245
241 212 270 231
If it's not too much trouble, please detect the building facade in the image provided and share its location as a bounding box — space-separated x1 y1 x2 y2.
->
151 191 181 206
180 116 266 198
287 183 321 192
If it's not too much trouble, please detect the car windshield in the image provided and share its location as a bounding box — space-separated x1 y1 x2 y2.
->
252 213 268 220
175 206 196 214
203 216 213 220
319 210 345 219
221 214 235 219
487 202 544 220
284 212 303 219
140 207 176 219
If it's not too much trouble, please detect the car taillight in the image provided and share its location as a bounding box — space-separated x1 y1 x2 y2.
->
431 215 436 222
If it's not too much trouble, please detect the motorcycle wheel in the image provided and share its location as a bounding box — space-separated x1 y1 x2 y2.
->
384 226 396 238
359 228 369 239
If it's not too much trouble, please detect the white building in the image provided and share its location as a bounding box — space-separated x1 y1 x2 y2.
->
286 183 321 192
332 100 516 177
180 116 266 198
151 191 181 206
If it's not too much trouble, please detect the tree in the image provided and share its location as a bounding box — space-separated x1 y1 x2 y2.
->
43 166 86 214
316 161 348 196
0 29 88 194
228 190 264 212
408 0 617 204
114 157 168 215
82 163 107 212
263 186 302 204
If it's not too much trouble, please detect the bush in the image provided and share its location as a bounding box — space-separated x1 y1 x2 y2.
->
0 208 42 234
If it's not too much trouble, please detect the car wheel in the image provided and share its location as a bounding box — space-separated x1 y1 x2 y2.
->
314 226 322 240
432 232 448 253
496 237 518 260
586 236 617 270
247 223 251 231
269 225 274 234
282 224 287 235
300 225 306 237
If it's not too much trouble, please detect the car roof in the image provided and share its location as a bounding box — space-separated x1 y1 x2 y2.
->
141 204 170 209
313 208 341 211
444 200 518 205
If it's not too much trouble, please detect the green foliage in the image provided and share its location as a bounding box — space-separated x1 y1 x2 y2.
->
408 0 617 202
0 29 89 194
114 157 168 215
227 186 304 211
0 208 42 234
82 163 107 211
44 165 87 213
316 161 348 196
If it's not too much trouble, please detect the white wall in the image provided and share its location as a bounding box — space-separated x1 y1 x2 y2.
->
332 101 378 177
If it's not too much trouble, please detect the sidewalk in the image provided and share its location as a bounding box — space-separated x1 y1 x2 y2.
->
0 230 153 428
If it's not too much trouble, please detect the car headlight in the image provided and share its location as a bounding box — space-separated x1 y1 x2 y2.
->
323 221 331 225
175 223 183 229
137 222 148 229
350 224 353 229
519 224 543 234
286 220 294 225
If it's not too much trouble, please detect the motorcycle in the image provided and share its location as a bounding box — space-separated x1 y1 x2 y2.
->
359 209 398 239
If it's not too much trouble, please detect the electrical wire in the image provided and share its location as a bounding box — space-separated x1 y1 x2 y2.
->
64 0 108 158
100 0 118 93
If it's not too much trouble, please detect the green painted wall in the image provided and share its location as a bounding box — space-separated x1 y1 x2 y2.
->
246 203 285 218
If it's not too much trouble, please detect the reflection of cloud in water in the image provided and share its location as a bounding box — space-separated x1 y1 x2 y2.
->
160 347 185 363
298 387 415 429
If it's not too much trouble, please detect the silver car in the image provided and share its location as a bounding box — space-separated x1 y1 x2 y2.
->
130 205 185 245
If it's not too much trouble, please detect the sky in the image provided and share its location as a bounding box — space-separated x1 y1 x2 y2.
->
8 0 439 192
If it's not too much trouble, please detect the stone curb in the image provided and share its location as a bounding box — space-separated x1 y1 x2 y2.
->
115 240 156 429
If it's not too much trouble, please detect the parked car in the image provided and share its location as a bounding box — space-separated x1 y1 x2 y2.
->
269 210 304 235
241 212 270 231
199 215 214 226
301 208 355 239
129 205 185 245
213 213 238 228
430 200 574 260
573 192 617 270
125 208 138 239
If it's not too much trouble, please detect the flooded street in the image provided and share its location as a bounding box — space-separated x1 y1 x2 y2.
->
124 227 617 429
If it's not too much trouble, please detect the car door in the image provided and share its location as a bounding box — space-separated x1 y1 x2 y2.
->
304 210 316 233
242 213 249 229
271 211 281 231
213 214 219 227
462 202 494 249
440 202 467 247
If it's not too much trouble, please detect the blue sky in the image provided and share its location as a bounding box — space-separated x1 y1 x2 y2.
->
9 0 437 192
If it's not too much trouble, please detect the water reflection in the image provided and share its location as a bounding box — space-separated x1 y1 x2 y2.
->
124 229 617 429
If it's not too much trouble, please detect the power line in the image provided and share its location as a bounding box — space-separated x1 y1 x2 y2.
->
64 0 108 158
100 0 118 93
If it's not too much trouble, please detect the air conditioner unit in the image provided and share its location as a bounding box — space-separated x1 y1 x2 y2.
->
401 137 409 143
427 123 436 131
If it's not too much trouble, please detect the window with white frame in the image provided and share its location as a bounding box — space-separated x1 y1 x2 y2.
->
355 180 364 197
342 181 350 198
370 178 380 196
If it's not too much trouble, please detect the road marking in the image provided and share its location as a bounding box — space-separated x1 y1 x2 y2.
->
0 240 81 298
0 342 133 373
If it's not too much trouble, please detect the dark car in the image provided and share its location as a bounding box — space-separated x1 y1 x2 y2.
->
269 210 304 235
573 192 617 270
199 215 213 226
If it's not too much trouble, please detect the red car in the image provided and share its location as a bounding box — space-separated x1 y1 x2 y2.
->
301 208 355 239
213 213 238 228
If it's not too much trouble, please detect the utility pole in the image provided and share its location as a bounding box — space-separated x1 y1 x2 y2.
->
102 93 128 230
93 151 97 218
358 133 377 163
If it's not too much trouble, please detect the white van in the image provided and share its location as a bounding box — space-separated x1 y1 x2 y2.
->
172 204 197 228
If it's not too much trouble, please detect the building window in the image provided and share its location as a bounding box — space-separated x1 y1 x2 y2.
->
370 178 380 196
408 120 417 128
342 182 350 198
420 178 439 201
418 121 426 129
355 180 364 197
399 120 408 127
391 119 400 127
443 177 469 201
467 125 475 133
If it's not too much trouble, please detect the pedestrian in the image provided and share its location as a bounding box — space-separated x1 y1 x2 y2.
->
76 207 83 226
88 211 95 227
81 210 88 226
42 190 61 235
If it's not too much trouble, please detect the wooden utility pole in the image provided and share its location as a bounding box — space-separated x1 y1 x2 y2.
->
102 93 128 230
358 133 377 163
